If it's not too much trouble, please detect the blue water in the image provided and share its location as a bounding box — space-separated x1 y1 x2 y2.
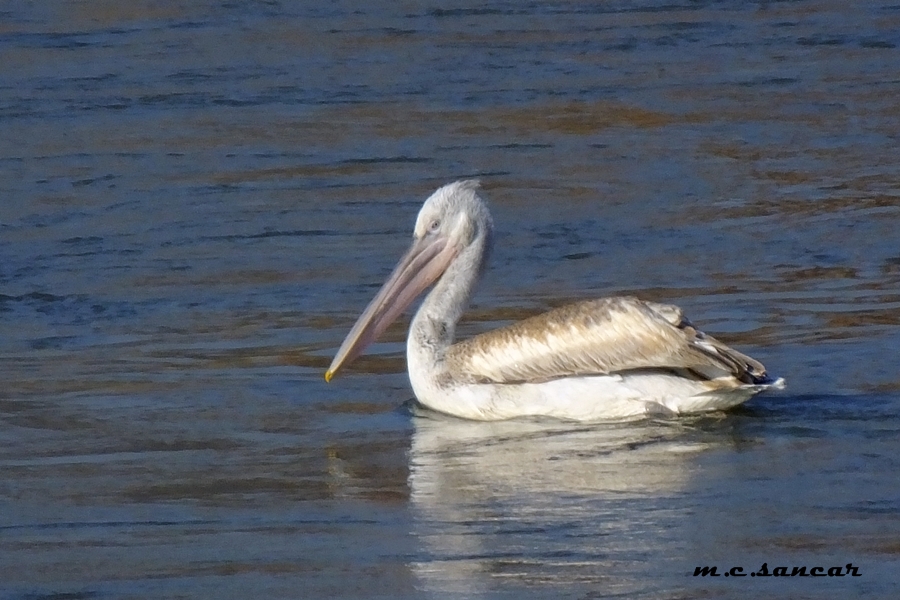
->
2 1 899 598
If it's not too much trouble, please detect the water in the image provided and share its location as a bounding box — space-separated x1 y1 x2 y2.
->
2 1 899 598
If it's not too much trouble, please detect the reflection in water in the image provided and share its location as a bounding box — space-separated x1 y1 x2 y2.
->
408 411 717 597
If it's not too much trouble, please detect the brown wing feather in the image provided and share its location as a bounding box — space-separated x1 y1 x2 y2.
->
445 297 768 384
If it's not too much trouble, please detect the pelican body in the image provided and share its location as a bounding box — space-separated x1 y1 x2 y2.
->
326 181 783 421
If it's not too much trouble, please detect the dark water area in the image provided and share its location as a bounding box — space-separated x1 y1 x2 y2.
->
2 1 900 598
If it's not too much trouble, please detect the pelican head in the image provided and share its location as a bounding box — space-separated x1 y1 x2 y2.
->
326 180 493 381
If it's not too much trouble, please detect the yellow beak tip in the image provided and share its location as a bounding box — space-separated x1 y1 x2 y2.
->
324 370 334 383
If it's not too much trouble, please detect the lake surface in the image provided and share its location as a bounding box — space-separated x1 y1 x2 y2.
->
2 1 900 598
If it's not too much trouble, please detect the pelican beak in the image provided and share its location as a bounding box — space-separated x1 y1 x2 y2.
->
326 234 458 381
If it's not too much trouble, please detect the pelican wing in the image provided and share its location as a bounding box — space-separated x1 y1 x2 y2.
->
446 297 768 385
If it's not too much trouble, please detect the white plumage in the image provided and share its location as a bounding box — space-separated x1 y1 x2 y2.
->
327 180 784 421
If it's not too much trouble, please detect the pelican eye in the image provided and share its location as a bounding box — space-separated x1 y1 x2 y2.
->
428 219 441 233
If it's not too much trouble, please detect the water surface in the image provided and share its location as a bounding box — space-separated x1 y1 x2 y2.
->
2 1 899 599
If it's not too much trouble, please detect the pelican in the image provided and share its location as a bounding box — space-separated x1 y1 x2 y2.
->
326 180 784 421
